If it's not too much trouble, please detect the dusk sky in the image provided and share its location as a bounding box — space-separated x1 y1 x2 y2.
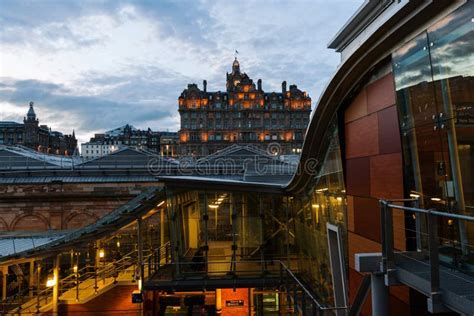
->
0 0 362 146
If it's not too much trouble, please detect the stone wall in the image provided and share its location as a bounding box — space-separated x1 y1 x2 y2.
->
0 182 161 232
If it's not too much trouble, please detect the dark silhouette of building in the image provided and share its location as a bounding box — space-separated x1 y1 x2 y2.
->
178 58 311 156
0 102 77 156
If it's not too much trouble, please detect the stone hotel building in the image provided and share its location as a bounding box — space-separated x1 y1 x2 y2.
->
178 58 312 156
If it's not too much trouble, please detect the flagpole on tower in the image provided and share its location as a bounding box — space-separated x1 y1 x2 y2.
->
235 50 239 59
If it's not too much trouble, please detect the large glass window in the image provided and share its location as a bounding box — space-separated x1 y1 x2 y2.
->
292 116 347 305
166 190 294 278
393 1 473 270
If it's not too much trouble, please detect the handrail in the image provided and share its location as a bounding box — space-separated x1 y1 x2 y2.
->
381 200 474 222
149 257 347 313
379 199 474 313
279 261 324 309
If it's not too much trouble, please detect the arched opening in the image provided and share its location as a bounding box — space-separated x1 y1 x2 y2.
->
0 218 8 232
12 214 49 232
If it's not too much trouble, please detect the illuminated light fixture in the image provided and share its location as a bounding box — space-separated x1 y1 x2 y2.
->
157 201 165 208
138 278 142 291
116 241 121 248
217 197 225 202
410 193 420 199
311 204 319 209
99 249 105 258
46 277 56 287
209 205 219 209
412 214 416 220
315 188 328 193
431 198 442 202
336 197 343 202
73 265 78 273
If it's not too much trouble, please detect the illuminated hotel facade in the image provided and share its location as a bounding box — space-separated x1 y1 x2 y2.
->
0 1 473 315
177 59 312 156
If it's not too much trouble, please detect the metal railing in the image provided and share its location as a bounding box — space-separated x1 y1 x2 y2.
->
380 199 474 311
0 243 170 315
149 255 347 315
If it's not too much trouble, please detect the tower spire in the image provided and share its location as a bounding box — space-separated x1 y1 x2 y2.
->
27 101 37 121
232 57 240 74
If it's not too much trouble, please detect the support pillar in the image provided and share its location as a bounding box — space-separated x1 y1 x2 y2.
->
2 266 7 300
370 273 389 316
279 291 287 316
53 254 60 315
29 259 35 298
216 288 222 315
137 217 144 290
160 209 165 247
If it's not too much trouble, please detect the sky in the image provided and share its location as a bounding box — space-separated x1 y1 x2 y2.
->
0 0 362 146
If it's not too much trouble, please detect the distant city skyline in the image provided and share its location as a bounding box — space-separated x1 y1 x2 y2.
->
0 0 362 146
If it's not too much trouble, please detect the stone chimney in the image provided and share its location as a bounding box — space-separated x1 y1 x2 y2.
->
282 81 287 94
203 80 207 93
257 79 262 91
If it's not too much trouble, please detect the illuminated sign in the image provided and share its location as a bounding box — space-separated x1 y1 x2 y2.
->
226 300 244 307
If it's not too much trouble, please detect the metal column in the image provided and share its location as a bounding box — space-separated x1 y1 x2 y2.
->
137 217 144 292
53 254 60 315
371 273 389 316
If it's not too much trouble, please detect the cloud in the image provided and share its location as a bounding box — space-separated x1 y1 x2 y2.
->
0 0 363 147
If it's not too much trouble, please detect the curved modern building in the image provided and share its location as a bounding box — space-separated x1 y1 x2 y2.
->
0 1 472 315
156 1 474 314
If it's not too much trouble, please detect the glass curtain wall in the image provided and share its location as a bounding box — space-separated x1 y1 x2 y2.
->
166 189 294 277
292 116 347 305
393 1 473 271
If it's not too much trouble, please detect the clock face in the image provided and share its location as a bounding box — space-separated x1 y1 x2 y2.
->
234 80 240 86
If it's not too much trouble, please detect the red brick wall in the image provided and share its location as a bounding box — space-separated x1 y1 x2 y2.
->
0 182 161 232
344 71 410 315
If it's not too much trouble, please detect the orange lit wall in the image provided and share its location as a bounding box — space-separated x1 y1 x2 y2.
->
55 285 140 315
220 288 249 316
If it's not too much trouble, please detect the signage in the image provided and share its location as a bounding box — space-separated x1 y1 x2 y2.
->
226 300 244 307
132 290 143 303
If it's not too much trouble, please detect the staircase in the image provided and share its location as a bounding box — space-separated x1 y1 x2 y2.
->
1 242 171 315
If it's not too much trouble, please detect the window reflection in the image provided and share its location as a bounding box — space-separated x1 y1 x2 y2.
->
393 1 473 272
293 117 347 305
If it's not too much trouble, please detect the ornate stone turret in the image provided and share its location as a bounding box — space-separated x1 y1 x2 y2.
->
232 57 240 74
26 101 37 121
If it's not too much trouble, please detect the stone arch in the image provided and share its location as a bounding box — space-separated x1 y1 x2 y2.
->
65 211 99 229
0 217 9 232
11 214 50 232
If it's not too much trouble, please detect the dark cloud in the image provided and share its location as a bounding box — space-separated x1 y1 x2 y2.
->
0 77 175 132
0 0 363 145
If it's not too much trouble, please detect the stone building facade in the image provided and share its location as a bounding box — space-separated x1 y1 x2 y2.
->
177 59 311 156
0 181 159 232
81 125 178 159
0 102 77 156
